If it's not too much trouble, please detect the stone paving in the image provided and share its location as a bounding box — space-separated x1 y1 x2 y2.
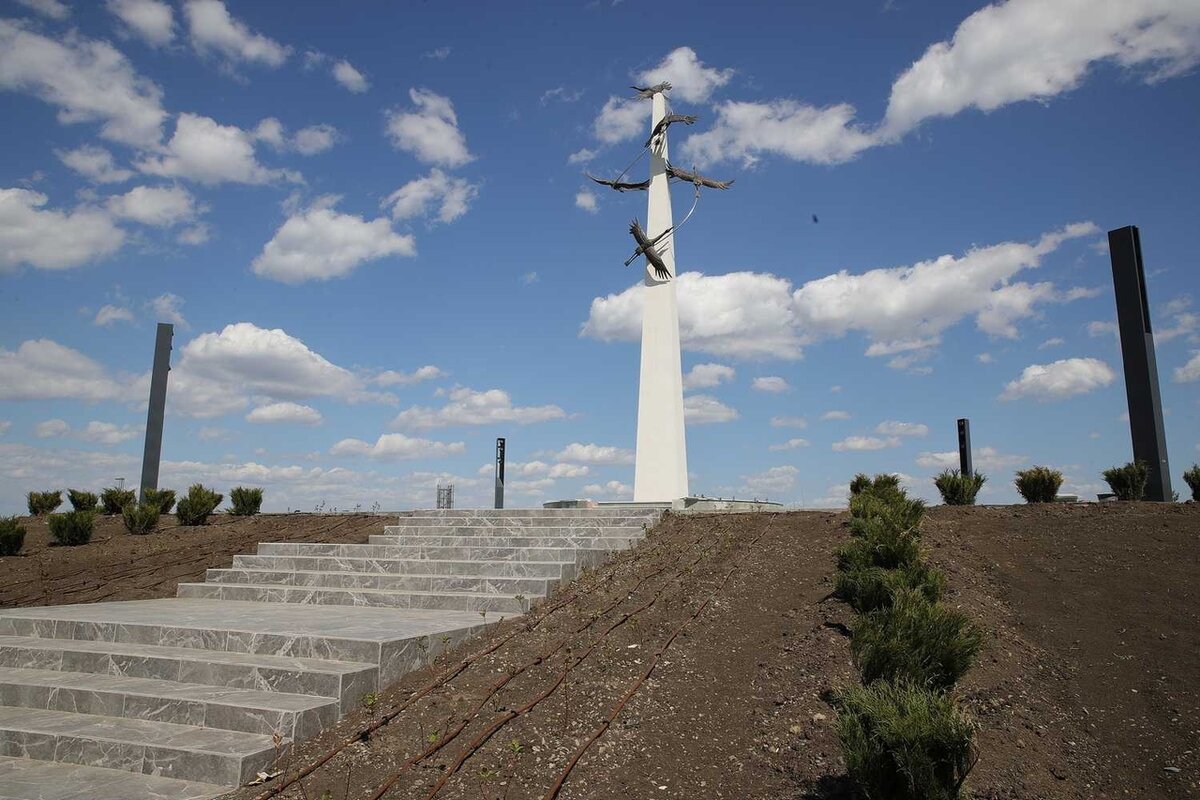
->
0 508 659 799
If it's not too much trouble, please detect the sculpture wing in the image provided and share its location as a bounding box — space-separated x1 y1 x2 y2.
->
588 173 650 192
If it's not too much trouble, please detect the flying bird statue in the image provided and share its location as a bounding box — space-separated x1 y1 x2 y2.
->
630 81 672 99
645 114 697 149
665 163 735 190
587 174 650 192
628 218 672 281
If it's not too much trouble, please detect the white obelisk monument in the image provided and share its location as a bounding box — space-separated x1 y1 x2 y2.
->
633 88 689 502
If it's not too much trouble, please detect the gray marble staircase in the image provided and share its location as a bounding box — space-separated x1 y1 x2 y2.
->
0 507 659 799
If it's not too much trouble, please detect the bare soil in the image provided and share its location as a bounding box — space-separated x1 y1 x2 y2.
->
2 505 1196 799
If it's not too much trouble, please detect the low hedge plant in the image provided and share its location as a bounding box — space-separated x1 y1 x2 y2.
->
0 517 26 556
47 510 95 546
176 484 223 526
933 470 986 506
229 486 264 516
26 490 62 516
1102 461 1148 501
100 487 137 515
1014 466 1063 503
122 502 160 535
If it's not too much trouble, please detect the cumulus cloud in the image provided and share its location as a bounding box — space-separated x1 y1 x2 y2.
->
106 185 197 226
392 387 567 430
95 304 134 326
875 421 929 437
183 0 289 68
593 96 646 144
139 113 297 185
682 363 735 390
582 480 632 499
332 59 368 93
0 19 167 148
330 433 465 461
916 446 1026 471
1174 352 1200 383
384 169 479 224
821 410 851 421
683 100 876 167
146 292 187 327
0 188 125 271
56 145 134 183
683 394 738 424
252 198 415 284
1000 357 1116 401
107 0 175 46
769 438 809 451
246 401 322 425
373 366 446 387
253 118 338 156
752 376 789 393
832 435 901 452
554 442 634 465
739 465 798 497
567 148 597 165
35 419 69 438
15 0 69 19
385 88 473 168
770 415 807 428
574 188 598 214
541 86 584 105
0 339 133 402
78 420 141 444
638 46 733 104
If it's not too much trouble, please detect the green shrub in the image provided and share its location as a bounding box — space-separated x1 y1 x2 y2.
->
100 487 137 515
26 490 62 516
142 488 176 515
176 484 223 526
851 590 984 691
1102 461 1148 501
850 473 905 502
1014 466 1063 503
0 517 26 556
836 563 946 614
67 489 99 512
837 525 922 573
849 495 927 533
47 511 95 546
837 680 976 800
229 486 264 516
122 502 160 535
1184 465 1200 502
849 473 873 496
933 470 986 506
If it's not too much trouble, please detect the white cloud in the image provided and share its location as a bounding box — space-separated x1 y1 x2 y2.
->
592 95 646 144
332 59 368 93
821 410 851 421
554 443 634 466
738 465 798 497
183 0 289 68
56 145 134 183
107 0 175 46
252 199 415 284
423 46 450 61
875 421 929 437
330 433 465 461
385 88 473 168
770 415 807 428
139 113 295 185
15 0 69 19
1158 311 1199 344
373 366 446 387
638 46 733 104
0 188 125 271
567 148 597 165
540 86 584 105
977 353 995 363
147 292 187 327
0 339 133 403
79 420 140 444
106 185 197 226
293 124 338 155
95 304 134 326
246 401 322 425
752 376 789 393
392 387 567 430
0 421 10 437
177 223 209 245
35 419 69 439
683 363 735 390
1000 357 1116 401
196 426 229 441
582 480 632 499
521 271 539 285
574 188 598 214
1174 351 1200 383
1039 337 1065 349
484 460 590 480
832 435 901 452
0 20 166 148
384 169 479 224
915 446 1026 472
769 438 810 451
683 99 877 167
683 394 738 424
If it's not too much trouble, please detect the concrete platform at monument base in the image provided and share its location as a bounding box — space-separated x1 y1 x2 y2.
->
544 496 785 512
0 507 661 800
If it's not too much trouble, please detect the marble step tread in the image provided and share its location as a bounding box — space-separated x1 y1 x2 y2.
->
0 705 281 786
177 583 529 613
231 555 574 578
205 568 559 594
0 666 336 739
0 754 227 800
385 520 654 528
256 543 615 560
396 508 662 516
367 535 640 548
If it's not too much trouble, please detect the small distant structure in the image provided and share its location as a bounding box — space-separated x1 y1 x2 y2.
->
436 483 454 510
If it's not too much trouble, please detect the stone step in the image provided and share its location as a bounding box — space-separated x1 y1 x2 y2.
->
0 635 376 715
396 508 661 518
0 705 281 786
386 520 654 531
0 754 227 800
0 599 487 685
231 554 575 579
256 542 615 563
205 568 560 596
367 534 641 549
0 666 337 740
177 583 528 614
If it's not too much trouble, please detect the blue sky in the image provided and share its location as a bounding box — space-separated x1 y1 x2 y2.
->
1 0 1198 513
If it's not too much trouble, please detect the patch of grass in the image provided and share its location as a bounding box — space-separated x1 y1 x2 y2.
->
122 502 160 535
836 563 946 614
1103 461 1148 501
26 490 62 516
836 527 923 573
0 517 26 556
176 484 223 526
849 495 926 533
100 487 136 515
229 486 264 516
1184 464 1200 502
933 470 986 506
142 488 176 515
1014 466 1063 503
851 590 984 691
836 680 976 800
850 473 906 503
47 511 96 546
67 489 99 512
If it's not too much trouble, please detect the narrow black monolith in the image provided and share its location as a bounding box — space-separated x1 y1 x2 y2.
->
957 418 972 477
139 323 173 502
494 437 506 509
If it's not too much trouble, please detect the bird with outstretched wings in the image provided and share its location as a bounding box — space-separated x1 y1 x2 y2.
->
665 163 735 190
629 218 672 281
645 114 697 149
587 173 650 192
630 81 672 99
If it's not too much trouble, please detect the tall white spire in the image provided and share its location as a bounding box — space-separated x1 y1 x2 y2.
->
633 90 689 502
